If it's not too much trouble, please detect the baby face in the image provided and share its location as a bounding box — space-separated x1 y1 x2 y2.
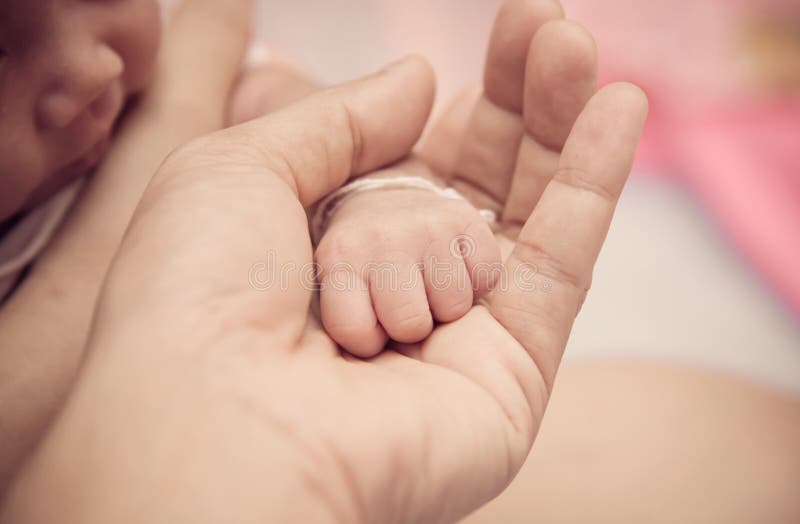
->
0 0 161 221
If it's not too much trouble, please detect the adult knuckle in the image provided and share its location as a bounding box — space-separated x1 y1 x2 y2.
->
513 237 586 291
553 165 617 202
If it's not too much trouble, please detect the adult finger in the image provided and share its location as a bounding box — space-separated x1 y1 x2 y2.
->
447 0 564 211
417 86 480 175
489 83 648 390
228 60 322 125
200 55 436 208
502 19 597 224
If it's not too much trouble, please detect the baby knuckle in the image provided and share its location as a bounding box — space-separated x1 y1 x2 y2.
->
316 230 362 264
437 296 473 321
388 306 432 333
325 322 366 340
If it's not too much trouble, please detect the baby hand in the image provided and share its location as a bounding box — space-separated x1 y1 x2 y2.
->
314 168 501 357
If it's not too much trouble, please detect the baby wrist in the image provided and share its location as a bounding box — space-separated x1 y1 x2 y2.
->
310 175 496 244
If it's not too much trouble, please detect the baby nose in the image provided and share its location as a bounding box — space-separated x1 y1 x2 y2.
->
37 43 124 130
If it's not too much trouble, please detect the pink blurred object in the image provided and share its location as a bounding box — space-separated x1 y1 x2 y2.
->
568 0 800 318
669 98 800 319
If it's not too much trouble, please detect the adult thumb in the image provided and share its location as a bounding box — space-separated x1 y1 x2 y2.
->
101 56 436 341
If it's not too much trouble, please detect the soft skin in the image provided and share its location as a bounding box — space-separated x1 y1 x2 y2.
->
0 0 641 508
0 0 585 487
1 55 647 523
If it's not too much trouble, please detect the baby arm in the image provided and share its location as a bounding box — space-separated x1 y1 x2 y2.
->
314 161 501 357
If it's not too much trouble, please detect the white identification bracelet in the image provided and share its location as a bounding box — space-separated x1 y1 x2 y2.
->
310 176 497 244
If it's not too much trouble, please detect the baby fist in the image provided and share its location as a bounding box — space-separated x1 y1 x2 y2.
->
315 179 501 357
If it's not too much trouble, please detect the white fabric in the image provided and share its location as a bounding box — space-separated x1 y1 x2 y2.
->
0 180 83 301
310 176 497 244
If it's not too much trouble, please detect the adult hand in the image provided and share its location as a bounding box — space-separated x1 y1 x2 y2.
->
314 0 607 359
3 36 646 524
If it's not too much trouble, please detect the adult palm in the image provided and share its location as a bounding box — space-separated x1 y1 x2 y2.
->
2 7 646 524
